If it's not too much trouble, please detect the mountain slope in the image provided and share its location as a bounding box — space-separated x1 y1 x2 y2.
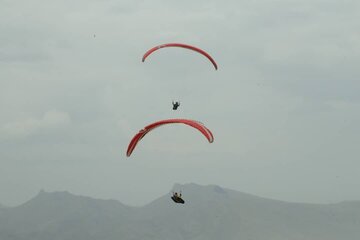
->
0 183 359 240
0 190 135 240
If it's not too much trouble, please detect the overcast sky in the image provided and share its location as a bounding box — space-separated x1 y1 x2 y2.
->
1 0 359 207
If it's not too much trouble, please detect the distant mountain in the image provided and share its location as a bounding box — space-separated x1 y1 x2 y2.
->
0 183 359 240
0 190 135 240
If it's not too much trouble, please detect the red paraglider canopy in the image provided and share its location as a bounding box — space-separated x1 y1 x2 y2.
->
126 119 214 157
142 43 218 70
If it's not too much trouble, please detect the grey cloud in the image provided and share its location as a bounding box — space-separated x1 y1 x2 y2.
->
0 110 71 139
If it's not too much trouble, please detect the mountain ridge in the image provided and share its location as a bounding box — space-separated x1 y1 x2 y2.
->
0 183 359 240
7 183 360 208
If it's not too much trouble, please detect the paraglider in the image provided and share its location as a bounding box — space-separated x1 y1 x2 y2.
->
171 191 185 204
126 119 214 157
142 43 218 70
172 101 180 110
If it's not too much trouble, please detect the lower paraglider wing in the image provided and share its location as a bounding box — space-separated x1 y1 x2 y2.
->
126 119 214 157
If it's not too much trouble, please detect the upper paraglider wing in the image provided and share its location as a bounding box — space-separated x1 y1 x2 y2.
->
142 43 218 70
126 119 214 157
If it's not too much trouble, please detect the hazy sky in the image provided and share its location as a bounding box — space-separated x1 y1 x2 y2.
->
1 0 359 206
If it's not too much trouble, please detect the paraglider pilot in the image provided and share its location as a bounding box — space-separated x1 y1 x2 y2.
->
172 101 180 110
171 191 185 204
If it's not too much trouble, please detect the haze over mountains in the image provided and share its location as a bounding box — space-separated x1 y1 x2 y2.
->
0 183 359 240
